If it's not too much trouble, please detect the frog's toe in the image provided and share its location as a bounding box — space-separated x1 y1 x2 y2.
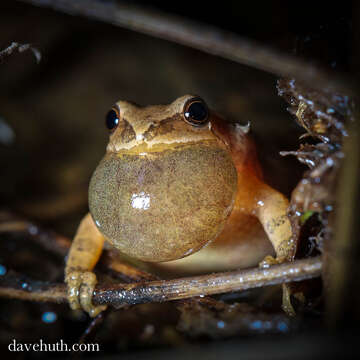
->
282 283 296 317
258 256 296 317
259 255 286 268
66 271 107 317
66 270 83 311
79 271 107 317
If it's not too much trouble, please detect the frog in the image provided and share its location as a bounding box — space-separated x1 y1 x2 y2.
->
65 95 295 317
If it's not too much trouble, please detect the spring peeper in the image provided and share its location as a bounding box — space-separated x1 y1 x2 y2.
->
65 95 295 317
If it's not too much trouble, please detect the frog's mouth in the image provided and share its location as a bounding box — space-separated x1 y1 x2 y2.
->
88 142 238 262
110 139 223 158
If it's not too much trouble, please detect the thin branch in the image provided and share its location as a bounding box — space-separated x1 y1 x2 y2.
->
0 219 70 257
0 42 41 63
19 0 352 95
79 308 110 343
0 257 322 308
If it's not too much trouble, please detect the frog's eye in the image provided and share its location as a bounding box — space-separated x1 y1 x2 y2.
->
183 97 209 127
105 107 120 131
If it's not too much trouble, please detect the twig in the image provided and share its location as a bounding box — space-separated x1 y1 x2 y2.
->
79 308 110 343
0 218 70 256
19 0 352 95
0 42 41 63
0 257 322 308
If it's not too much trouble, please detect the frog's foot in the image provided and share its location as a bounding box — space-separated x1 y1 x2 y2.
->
259 255 286 268
259 255 296 317
281 283 296 317
66 271 107 317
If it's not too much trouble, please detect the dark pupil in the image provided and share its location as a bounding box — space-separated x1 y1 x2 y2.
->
188 102 207 122
106 110 119 130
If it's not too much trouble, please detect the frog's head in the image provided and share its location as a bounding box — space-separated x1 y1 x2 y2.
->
105 95 222 153
89 95 238 262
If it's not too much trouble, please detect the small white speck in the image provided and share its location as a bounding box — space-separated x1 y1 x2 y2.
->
28 225 38 235
183 248 194 256
131 192 150 210
257 200 264 207
326 157 334 166
260 262 270 269
95 220 101 227
136 134 144 141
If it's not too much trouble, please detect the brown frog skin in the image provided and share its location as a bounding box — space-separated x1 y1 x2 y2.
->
65 95 295 317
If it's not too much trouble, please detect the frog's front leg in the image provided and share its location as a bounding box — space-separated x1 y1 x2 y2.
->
65 213 107 317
